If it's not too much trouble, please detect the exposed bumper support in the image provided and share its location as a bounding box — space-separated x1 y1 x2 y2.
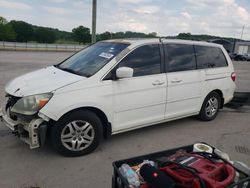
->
38 124 48 147
0 108 17 131
0 107 48 149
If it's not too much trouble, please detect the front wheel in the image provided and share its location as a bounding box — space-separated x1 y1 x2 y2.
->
50 110 103 156
197 92 221 121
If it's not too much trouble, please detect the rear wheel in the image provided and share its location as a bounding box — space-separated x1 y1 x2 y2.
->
50 110 103 156
198 92 221 121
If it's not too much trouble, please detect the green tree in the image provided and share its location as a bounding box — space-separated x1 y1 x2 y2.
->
0 16 7 24
123 31 151 38
72 26 91 44
9 20 33 42
113 32 125 39
177 33 192 40
99 31 112 41
148 32 157 37
0 16 16 41
34 27 56 43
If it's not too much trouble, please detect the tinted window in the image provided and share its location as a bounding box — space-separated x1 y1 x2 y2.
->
118 44 161 77
166 44 196 72
195 46 228 68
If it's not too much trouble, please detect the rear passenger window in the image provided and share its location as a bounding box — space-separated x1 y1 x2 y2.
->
195 46 228 68
118 44 161 77
166 44 196 72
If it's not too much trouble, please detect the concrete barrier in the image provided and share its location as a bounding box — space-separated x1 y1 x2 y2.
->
0 41 86 52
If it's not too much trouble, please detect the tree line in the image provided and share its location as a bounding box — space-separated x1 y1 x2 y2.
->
1 16 235 44
175 33 235 42
0 16 157 44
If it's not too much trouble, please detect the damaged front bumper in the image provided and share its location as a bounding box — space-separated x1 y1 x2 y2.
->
0 106 48 149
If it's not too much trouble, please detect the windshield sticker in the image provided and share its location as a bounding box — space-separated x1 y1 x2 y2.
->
99 52 114 59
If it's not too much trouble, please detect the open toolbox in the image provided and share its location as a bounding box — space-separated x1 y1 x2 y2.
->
112 143 250 188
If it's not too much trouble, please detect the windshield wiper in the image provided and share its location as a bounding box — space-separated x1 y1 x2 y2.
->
54 65 92 77
54 65 81 76
81 73 92 78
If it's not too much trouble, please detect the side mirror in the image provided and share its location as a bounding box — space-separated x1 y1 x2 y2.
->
116 67 134 79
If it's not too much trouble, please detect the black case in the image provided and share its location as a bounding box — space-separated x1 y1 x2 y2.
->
112 144 250 188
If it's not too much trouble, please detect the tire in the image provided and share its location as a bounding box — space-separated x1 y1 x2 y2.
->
50 110 103 156
197 92 221 121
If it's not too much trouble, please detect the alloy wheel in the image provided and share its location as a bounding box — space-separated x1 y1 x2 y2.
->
61 120 95 151
205 97 219 118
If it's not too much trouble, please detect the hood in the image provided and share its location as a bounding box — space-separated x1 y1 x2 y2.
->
5 66 85 97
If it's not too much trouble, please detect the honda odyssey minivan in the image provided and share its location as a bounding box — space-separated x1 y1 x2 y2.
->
0 39 236 156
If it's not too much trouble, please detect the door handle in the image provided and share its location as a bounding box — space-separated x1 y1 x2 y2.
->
152 80 165 86
171 78 182 83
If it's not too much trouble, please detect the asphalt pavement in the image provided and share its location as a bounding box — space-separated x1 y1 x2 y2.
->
0 51 250 188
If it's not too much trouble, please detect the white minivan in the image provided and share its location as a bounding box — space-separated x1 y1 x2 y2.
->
0 39 236 156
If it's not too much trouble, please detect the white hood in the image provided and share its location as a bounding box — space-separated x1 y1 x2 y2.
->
5 66 85 97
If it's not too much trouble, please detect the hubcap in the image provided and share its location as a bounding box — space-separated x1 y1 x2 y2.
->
205 97 219 118
61 120 95 151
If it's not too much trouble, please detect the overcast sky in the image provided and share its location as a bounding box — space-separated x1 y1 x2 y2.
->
0 0 250 39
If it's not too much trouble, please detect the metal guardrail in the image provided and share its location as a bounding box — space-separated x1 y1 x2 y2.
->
0 41 86 52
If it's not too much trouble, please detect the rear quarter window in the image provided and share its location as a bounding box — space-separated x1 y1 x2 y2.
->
195 45 228 69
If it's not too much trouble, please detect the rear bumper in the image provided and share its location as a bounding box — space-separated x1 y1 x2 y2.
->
0 107 48 149
226 92 250 107
223 83 236 105
224 94 234 105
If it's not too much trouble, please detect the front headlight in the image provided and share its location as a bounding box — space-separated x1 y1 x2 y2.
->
11 93 52 115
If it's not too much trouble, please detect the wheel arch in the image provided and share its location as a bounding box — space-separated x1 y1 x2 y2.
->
206 89 224 109
197 89 224 121
52 106 112 139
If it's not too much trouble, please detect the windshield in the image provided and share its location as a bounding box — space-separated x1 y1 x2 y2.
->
56 42 129 77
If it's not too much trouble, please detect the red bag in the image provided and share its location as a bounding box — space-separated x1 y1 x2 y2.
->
160 153 235 188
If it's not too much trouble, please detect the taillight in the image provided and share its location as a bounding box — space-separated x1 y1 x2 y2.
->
231 72 236 82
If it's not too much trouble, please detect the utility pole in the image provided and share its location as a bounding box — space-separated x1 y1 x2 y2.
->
92 0 97 43
240 25 245 40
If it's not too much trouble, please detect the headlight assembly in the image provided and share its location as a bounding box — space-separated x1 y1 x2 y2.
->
11 93 52 115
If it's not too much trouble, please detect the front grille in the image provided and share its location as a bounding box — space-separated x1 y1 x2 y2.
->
5 94 21 120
